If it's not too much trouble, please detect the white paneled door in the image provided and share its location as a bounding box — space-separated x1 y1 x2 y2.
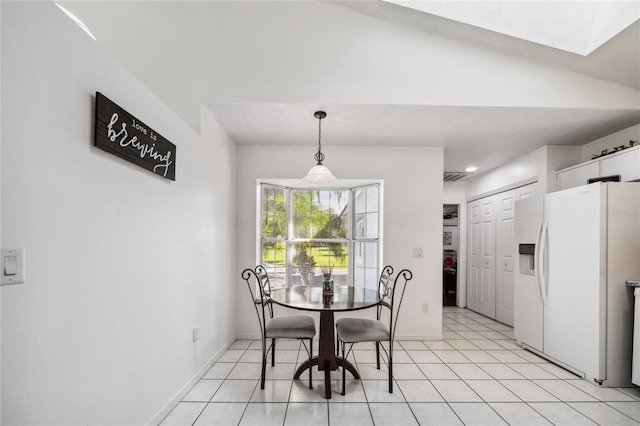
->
468 183 537 325
468 203 480 313
467 197 496 318
495 190 516 326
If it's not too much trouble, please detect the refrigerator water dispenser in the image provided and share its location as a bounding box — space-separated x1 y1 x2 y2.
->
518 243 535 276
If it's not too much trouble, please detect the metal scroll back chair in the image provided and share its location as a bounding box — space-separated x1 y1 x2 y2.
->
242 265 316 389
335 266 413 395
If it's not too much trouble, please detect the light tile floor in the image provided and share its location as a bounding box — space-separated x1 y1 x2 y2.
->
160 307 640 425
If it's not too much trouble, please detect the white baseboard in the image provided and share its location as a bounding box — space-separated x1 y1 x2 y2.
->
146 337 236 426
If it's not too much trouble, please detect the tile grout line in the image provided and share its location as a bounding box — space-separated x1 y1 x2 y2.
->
450 311 559 422
354 351 400 426
281 339 301 426
446 315 521 424
212 341 256 425
600 400 640 424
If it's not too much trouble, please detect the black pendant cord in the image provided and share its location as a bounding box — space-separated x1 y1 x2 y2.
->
314 111 327 165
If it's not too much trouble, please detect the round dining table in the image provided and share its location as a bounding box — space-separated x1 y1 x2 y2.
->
269 285 381 399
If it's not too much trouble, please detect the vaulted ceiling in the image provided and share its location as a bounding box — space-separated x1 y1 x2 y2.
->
60 1 640 175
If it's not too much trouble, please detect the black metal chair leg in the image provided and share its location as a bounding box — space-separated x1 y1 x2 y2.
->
271 338 276 366
341 341 346 396
308 338 313 389
261 339 267 389
376 341 381 369
388 355 393 393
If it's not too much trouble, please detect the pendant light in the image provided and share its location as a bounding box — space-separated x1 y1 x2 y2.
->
303 111 337 183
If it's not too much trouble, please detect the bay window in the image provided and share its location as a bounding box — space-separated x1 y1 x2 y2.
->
259 182 382 290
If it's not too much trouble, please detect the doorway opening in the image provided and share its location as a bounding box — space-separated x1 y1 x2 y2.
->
443 204 459 307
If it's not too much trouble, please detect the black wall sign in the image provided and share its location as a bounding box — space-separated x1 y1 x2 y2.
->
95 92 176 181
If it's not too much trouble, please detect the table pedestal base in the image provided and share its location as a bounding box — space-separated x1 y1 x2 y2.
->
293 356 360 399
292 310 359 399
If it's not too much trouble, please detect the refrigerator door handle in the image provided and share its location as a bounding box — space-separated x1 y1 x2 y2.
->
534 222 544 302
539 220 549 305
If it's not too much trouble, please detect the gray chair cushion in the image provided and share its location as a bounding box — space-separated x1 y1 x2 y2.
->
336 318 390 343
265 315 316 339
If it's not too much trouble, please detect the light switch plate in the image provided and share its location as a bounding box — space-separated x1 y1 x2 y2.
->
2 248 25 285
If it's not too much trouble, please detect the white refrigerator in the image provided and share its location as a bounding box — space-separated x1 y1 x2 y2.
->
514 182 640 387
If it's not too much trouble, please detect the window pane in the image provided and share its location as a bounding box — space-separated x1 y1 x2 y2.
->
354 214 365 239
366 212 379 239
354 266 365 287
367 186 379 212
292 190 349 240
354 186 379 240
260 241 286 290
364 242 378 268
365 267 378 291
353 241 363 268
355 188 367 214
353 241 377 289
354 213 379 239
291 241 348 286
261 186 286 239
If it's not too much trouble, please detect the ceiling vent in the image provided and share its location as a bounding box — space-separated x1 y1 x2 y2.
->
443 172 472 182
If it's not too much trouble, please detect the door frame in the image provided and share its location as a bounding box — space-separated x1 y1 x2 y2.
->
441 201 468 308
443 204 461 307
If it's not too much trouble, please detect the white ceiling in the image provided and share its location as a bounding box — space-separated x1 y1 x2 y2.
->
61 0 640 176
205 103 640 172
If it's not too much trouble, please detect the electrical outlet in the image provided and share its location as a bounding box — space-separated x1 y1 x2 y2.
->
422 303 429 313
192 326 199 342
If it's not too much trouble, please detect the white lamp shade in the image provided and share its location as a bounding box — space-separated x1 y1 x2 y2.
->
303 164 337 183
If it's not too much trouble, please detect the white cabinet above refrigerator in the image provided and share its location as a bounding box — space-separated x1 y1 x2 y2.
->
556 145 640 191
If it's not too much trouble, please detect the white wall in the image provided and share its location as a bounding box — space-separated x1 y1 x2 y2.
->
580 124 640 162
465 147 547 199
237 146 444 340
465 145 581 198
545 145 584 192
1 2 236 424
